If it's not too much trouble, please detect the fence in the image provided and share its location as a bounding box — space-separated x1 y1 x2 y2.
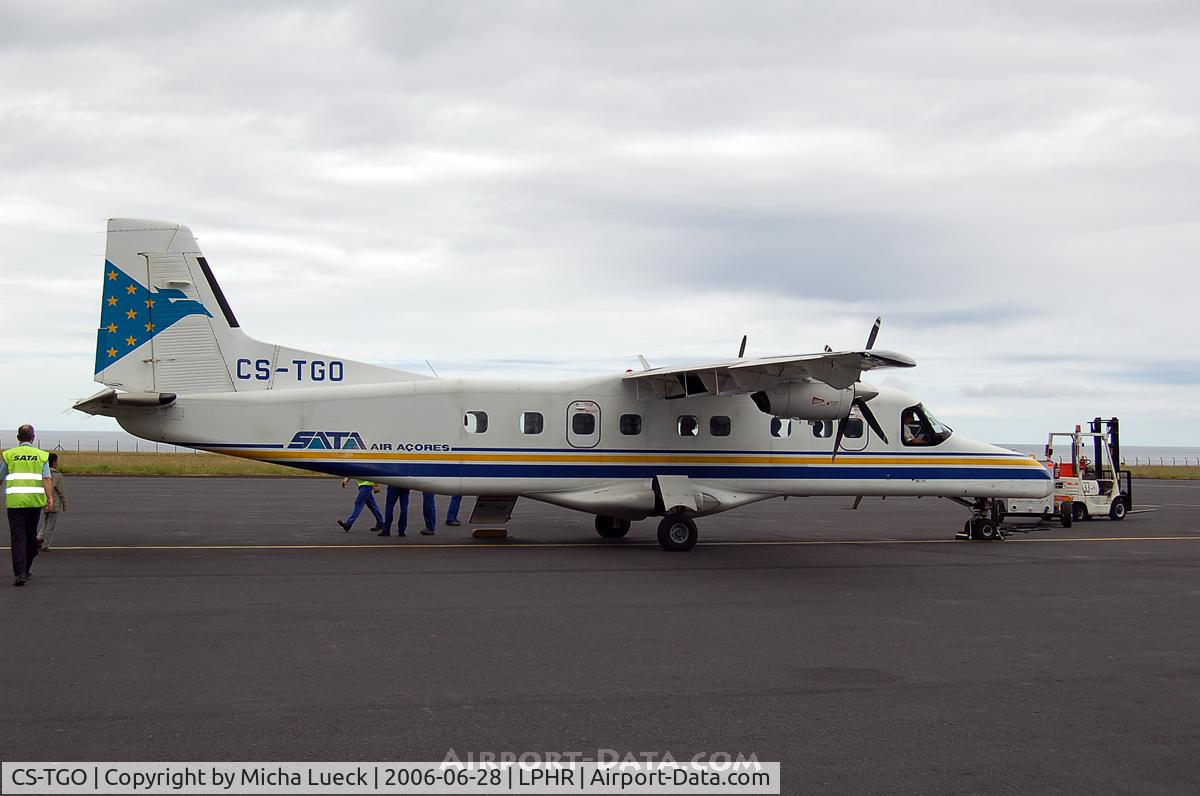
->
1122 457 1200 466
48 440 203 453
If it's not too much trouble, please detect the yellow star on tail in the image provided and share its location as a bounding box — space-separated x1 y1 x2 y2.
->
106 323 118 333
107 270 118 281
106 347 118 358
107 296 118 306
144 322 155 332
126 309 137 319
125 335 137 346
144 299 155 308
125 284 137 294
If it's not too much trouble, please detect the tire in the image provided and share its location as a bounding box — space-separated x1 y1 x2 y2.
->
1072 502 1088 522
1061 505 1074 528
657 513 698 552
595 515 632 538
972 519 999 541
1109 500 1127 521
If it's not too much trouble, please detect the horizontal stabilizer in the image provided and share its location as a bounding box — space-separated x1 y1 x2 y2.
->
73 387 176 417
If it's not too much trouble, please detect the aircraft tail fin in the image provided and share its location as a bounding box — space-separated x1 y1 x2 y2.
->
93 219 426 395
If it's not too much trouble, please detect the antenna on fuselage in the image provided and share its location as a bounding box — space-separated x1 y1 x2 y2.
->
738 334 747 358
425 360 440 378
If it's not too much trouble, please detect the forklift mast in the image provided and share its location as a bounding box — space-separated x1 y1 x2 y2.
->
1090 416 1120 466
1091 416 1132 510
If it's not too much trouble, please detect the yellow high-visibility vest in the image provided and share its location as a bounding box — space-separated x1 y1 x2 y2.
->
2 444 49 508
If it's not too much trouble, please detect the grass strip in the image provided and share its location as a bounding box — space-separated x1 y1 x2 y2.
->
45 451 325 477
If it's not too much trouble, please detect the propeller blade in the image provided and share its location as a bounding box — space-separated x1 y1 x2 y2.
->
855 397 889 444
851 496 863 510
831 417 848 460
738 334 747 358
865 316 881 350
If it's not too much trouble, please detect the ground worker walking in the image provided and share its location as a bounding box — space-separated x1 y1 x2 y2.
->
37 452 68 551
337 476 384 532
2 425 53 586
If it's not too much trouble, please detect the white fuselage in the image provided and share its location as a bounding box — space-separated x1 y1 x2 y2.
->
115 374 1052 519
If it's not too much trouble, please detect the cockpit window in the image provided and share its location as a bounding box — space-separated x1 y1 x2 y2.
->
901 404 952 447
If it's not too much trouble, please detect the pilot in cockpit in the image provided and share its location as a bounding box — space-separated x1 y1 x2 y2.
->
901 408 929 445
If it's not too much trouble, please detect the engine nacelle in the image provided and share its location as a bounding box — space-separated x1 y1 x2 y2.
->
750 381 853 421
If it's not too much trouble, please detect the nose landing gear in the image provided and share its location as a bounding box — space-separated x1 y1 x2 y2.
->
954 498 1005 541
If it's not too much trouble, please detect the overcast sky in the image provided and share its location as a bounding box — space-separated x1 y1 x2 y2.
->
2 1 1197 445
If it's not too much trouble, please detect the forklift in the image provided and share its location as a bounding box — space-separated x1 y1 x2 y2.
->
999 417 1133 526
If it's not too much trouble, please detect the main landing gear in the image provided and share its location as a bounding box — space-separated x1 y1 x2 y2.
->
656 512 698 552
594 515 632 539
593 512 700 551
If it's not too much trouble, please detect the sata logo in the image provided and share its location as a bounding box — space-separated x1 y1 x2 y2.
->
288 431 366 450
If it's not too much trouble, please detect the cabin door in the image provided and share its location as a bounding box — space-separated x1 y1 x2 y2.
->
567 400 601 448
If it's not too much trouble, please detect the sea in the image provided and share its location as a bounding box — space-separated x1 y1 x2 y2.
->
20 429 1200 466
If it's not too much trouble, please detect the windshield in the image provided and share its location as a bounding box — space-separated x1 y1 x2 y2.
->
901 404 952 447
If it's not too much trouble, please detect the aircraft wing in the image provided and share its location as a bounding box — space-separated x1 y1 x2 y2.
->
624 349 915 398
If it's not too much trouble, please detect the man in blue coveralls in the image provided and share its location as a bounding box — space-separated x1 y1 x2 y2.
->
337 477 384 532
379 487 438 536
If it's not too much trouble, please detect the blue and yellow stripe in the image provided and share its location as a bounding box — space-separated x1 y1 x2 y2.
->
193 444 1052 482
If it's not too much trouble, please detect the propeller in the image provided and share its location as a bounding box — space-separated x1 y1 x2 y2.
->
831 383 890 458
865 316 881 350
831 317 890 459
738 334 747 358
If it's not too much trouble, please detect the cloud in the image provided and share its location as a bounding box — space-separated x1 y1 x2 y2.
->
0 1 1197 445
961 379 1100 399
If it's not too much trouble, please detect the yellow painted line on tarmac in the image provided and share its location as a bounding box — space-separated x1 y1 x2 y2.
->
1000 535 1200 543
8 535 1198 552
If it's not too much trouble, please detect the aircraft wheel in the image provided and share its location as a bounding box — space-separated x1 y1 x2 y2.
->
1061 505 1074 528
595 515 632 538
1072 503 1089 522
657 513 698 552
972 519 999 541
1109 499 1127 521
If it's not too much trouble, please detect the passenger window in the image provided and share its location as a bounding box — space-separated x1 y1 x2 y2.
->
710 416 731 437
520 412 543 435
770 417 792 438
464 411 488 434
677 415 699 437
572 413 596 435
620 414 642 435
811 420 833 439
844 417 864 439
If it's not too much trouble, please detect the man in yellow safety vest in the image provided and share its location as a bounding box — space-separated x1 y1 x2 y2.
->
1 424 53 586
